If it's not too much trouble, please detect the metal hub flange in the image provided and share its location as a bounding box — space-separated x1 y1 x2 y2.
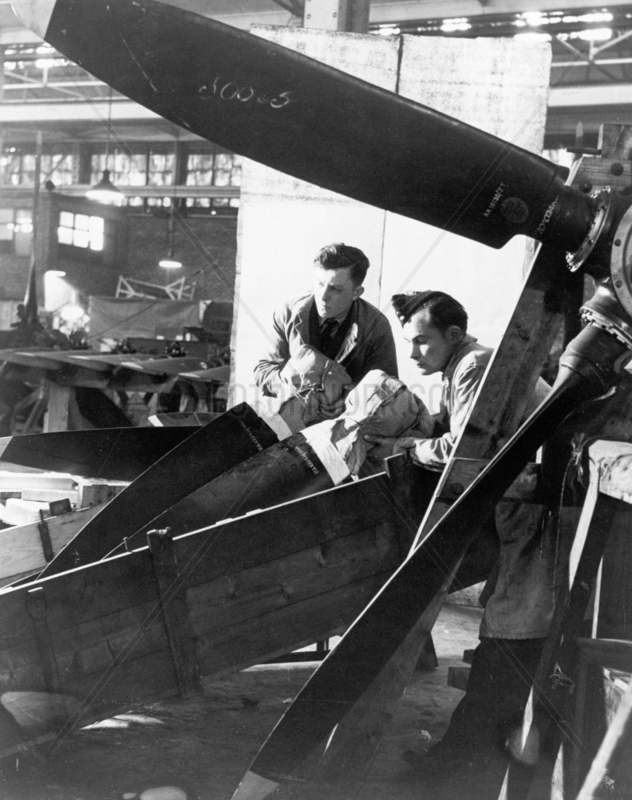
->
567 188 613 272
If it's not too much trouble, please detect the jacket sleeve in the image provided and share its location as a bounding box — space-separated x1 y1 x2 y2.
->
253 306 291 396
407 358 486 470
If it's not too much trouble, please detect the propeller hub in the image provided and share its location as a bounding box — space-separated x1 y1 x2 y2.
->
566 189 615 273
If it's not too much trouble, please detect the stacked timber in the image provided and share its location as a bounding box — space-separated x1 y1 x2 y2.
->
0 471 127 586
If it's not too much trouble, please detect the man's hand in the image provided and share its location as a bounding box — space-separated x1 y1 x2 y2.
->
318 396 346 419
364 435 421 462
364 435 398 461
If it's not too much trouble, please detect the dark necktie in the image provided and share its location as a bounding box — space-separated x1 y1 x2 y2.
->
319 319 339 352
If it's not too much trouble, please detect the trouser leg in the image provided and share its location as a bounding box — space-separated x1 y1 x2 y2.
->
439 637 546 754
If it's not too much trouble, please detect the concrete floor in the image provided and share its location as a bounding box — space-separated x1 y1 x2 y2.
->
0 603 493 800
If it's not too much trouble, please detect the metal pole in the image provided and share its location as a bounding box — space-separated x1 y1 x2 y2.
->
23 131 43 325
346 0 370 33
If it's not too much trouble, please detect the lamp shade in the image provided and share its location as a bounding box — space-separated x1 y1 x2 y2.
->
86 169 124 205
158 256 183 269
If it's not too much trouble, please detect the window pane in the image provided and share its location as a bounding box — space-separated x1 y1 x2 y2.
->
73 229 89 248
20 154 36 186
214 153 242 186
89 216 104 235
58 226 73 245
148 152 174 186
186 153 215 186
45 153 75 186
58 211 105 251
0 148 76 186
89 232 104 251
90 153 107 183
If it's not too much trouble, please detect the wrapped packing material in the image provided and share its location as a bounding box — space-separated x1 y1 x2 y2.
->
303 370 434 480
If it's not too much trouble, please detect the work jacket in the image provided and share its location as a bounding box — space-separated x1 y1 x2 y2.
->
408 335 493 470
254 293 398 396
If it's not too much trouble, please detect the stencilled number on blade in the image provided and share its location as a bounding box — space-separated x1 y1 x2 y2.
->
199 78 293 109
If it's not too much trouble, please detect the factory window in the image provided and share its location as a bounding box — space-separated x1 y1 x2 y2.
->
1 147 76 186
42 154 76 186
185 151 242 187
0 208 33 256
90 147 175 188
58 211 105 251
149 152 175 186
91 151 147 187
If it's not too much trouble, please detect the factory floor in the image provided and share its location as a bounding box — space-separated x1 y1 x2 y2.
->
0 603 551 800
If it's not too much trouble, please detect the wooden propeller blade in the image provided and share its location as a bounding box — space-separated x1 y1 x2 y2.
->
13 0 594 251
0 426 195 482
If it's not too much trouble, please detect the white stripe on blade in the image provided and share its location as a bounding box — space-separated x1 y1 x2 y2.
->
230 770 279 800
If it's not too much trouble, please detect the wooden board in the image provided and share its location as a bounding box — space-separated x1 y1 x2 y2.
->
11 0 591 253
0 350 77 371
0 349 154 376
64 352 156 370
0 505 103 587
0 458 430 755
119 356 210 377
0 427 196 481
176 365 231 384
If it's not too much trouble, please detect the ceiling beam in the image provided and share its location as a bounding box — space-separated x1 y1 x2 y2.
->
549 81 632 107
370 1 632 24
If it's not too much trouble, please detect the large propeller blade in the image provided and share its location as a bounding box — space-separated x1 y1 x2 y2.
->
14 0 595 251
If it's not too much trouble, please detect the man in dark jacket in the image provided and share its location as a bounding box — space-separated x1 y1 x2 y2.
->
254 243 398 419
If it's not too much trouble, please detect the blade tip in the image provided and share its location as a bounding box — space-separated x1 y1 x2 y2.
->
231 770 279 800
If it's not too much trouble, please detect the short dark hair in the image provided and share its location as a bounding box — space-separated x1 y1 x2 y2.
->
391 291 468 333
314 243 369 286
